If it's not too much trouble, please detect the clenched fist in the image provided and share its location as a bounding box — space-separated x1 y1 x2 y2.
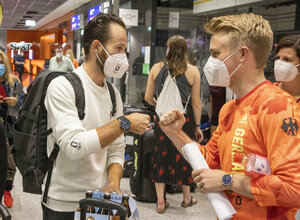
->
126 113 150 134
160 110 185 138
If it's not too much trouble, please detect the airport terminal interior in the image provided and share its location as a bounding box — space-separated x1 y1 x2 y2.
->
0 0 300 219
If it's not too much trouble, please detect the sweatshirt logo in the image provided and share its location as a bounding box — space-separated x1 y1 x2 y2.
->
239 114 248 125
281 117 298 136
70 141 82 150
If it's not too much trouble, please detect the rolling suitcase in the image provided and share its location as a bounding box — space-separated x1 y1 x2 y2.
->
122 105 154 178
128 125 157 202
123 105 157 202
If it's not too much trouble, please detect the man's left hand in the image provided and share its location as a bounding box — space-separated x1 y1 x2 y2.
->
192 169 227 193
103 181 122 194
3 97 18 107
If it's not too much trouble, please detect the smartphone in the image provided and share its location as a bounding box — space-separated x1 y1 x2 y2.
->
0 84 7 100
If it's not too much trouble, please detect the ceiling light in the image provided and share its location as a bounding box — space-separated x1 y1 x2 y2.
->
25 20 36 26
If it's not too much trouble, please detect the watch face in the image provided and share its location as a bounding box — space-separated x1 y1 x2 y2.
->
222 174 232 186
120 117 130 130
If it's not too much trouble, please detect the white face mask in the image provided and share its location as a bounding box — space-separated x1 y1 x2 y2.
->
56 52 63 59
96 44 128 78
203 49 242 87
66 54 71 58
274 59 300 82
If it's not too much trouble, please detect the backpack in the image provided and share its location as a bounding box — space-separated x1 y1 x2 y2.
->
12 70 116 203
155 69 190 118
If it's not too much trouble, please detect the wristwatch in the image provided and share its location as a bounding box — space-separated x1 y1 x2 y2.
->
118 116 131 133
222 174 233 191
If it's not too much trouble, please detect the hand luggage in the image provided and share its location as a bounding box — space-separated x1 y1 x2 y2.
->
123 105 157 202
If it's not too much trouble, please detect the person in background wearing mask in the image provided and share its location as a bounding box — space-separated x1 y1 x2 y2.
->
274 34 300 220
145 35 202 214
14 50 25 82
274 35 300 104
49 47 75 72
159 13 300 219
41 13 150 220
0 50 24 208
65 49 79 68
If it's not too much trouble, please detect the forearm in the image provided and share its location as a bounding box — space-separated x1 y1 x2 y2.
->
96 119 123 149
107 163 123 186
231 174 253 199
192 103 202 125
165 130 194 155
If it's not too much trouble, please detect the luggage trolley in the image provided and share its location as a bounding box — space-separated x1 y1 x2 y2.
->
79 198 127 220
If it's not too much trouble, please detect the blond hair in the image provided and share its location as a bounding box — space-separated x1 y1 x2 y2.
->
66 49 75 61
165 35 188 77
0 50 19 86
205 13 273 69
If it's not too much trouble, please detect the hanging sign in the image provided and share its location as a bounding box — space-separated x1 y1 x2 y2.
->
9 41 32 51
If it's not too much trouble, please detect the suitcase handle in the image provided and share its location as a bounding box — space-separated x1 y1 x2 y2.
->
79 198 127 220
0 204 11 220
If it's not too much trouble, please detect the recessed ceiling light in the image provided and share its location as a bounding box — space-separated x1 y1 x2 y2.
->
25 20 36 26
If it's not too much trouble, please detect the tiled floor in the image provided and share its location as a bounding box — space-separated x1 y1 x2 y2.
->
6 171 217 220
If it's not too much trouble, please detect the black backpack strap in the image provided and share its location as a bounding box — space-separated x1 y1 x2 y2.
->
106 81 116 117
64 72 85 120
42 143 59 203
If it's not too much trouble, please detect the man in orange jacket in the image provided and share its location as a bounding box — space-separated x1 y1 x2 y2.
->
159 13 300 219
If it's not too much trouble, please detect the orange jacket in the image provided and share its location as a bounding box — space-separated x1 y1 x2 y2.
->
202 81 300 219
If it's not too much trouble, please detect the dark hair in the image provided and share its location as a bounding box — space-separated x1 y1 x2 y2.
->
276 35 300 59
164 35 188 77
83 13 126 59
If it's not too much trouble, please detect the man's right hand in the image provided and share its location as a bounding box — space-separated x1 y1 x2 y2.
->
126 113 150 134
160 110 186 138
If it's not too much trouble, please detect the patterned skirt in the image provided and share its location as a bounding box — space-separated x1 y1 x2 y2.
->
150 105 195 186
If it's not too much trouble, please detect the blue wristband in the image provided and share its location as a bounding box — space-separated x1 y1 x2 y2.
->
195 124 201 128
